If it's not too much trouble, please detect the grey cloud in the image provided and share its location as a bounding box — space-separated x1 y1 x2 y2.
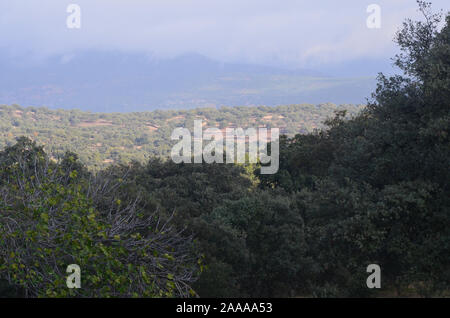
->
0 0 448 67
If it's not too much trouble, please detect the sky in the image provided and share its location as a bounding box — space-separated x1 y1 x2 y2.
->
0 0 449 69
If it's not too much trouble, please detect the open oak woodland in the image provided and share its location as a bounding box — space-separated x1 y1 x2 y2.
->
0 1 448 298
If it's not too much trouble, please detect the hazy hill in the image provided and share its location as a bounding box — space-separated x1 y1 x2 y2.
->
0 103 364 169
0 52 376 112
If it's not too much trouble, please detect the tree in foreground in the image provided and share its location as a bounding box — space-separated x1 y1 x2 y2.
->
0 138 199 297
259 1 449 296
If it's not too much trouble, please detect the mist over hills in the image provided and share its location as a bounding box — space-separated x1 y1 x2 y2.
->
0 51 378 112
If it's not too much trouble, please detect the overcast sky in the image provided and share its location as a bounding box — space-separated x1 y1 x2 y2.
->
0 0 448 69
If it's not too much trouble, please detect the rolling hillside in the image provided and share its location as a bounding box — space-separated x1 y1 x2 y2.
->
0 103 364 169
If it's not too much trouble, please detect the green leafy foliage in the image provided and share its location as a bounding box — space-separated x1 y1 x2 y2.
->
259 1 450 297
0 139 199 297
0 1 448 298
0 103 363 170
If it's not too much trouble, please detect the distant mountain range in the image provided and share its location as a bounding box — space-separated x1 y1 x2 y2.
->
0 51 381 112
